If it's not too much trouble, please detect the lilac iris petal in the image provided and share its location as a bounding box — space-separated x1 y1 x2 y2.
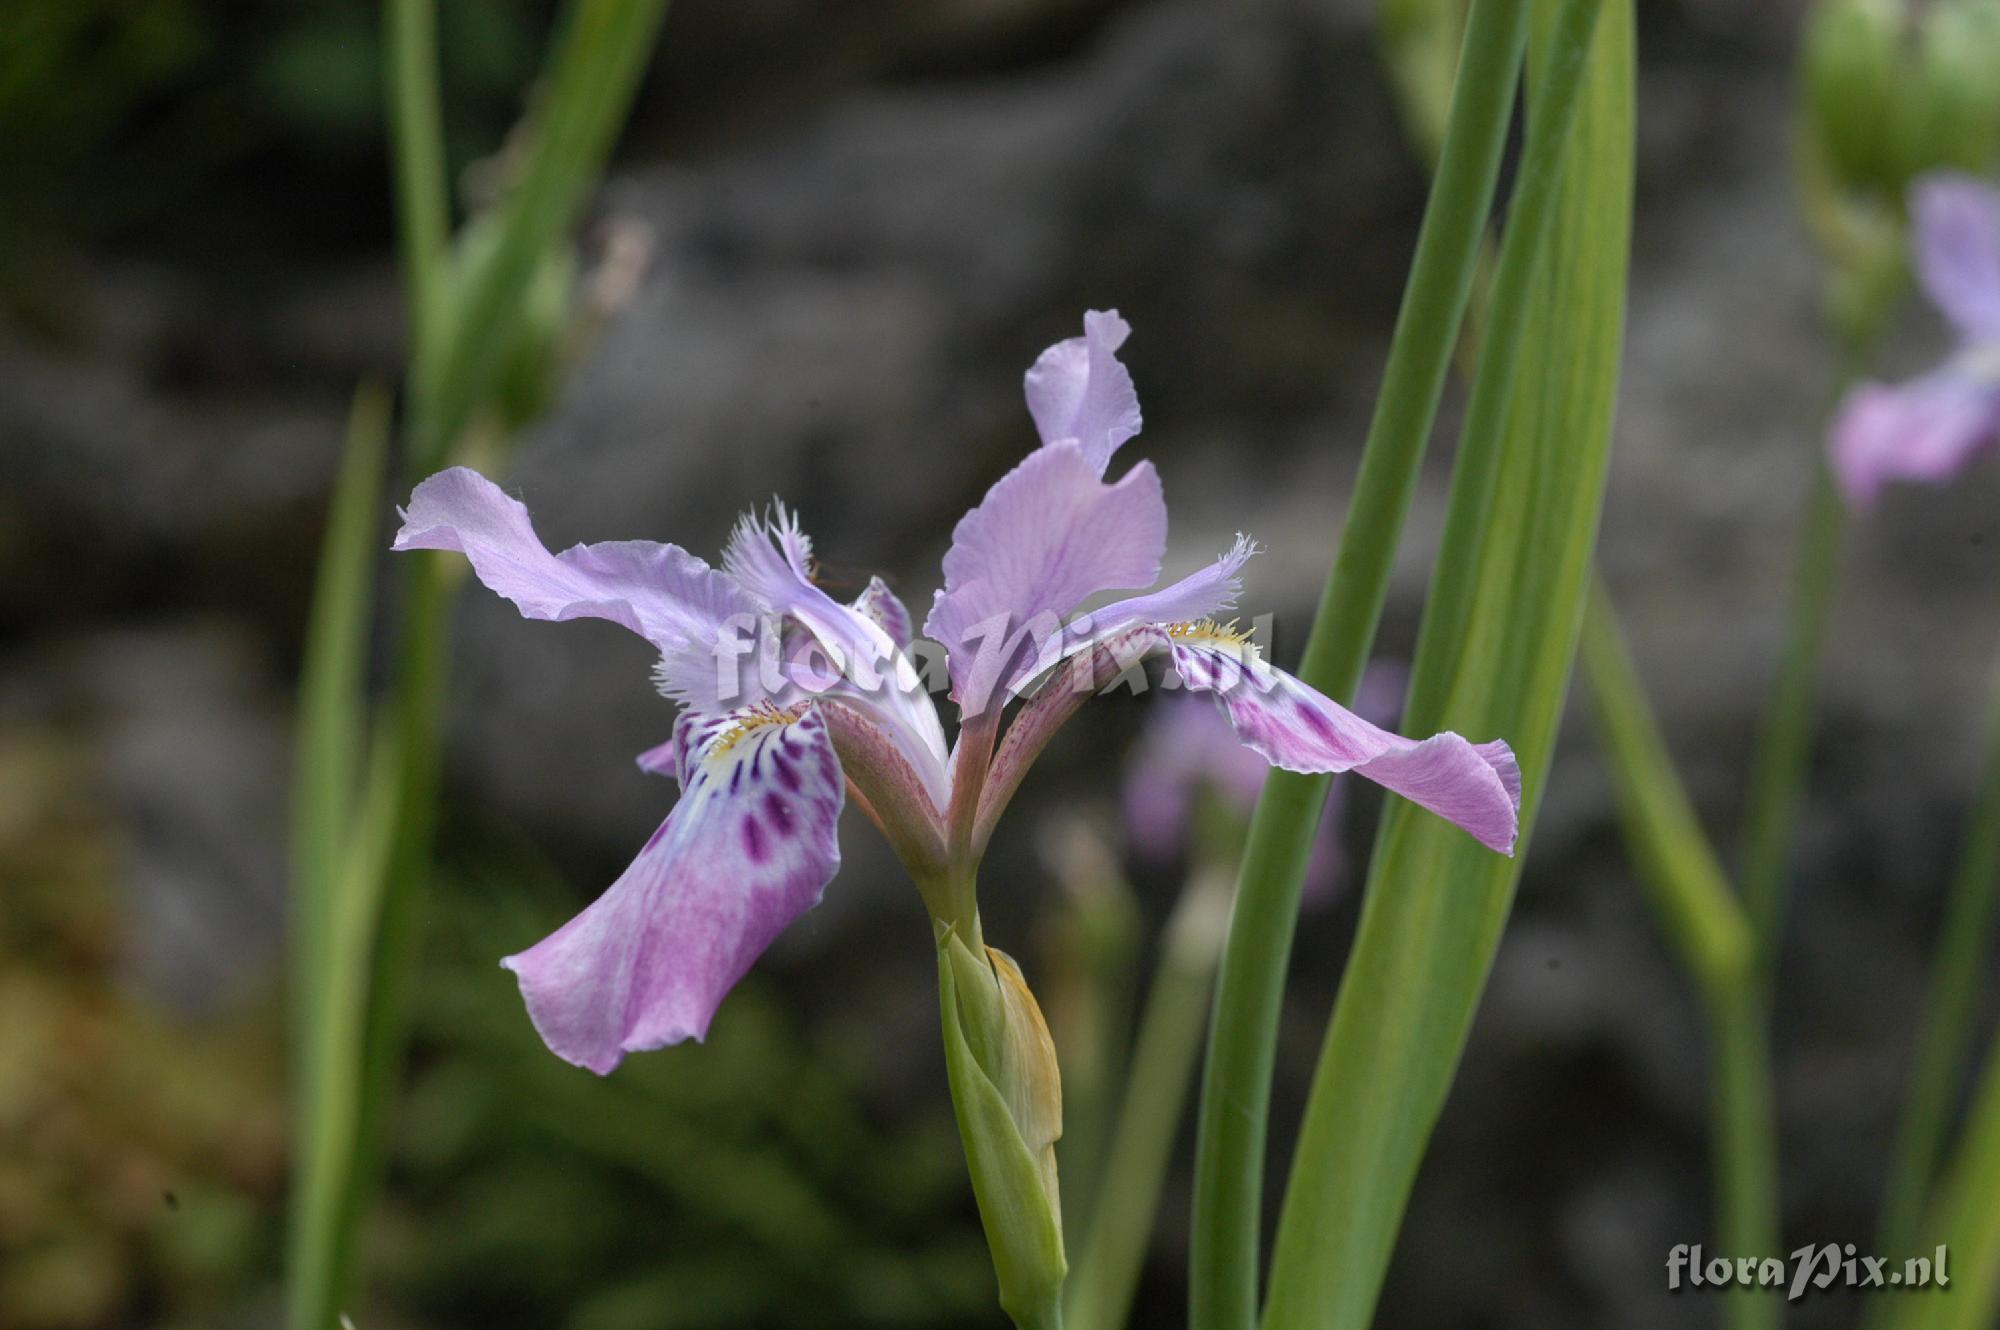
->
393 467 760 709
924 440 1167 712
502 702 845 1073
852 576 914 649
1167 633 1520 855
1914 174 2000 341
973 624 1515 858
1023 309 1143 473
1034 536 1258 686
635 736 681 780
1122 659 1411 900
1829 363 2000 508
1828 174 2000 508
726 506 950 804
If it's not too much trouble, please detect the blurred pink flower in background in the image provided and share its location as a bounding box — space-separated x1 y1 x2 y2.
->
1831 172 2000 507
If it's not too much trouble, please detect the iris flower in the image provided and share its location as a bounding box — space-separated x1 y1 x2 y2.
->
1831 173 2000 507
393 310 1521 1074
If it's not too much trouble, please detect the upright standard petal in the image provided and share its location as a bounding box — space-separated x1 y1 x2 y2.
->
925 440 1166 713
1913 173 2000 342
394 467 760 709
1039 535 1258 679
1164 627 1520 855
502 702 845 1073
1023 309 1143 475
851 576 915 650
725 505 950 805
1828 364 2000 508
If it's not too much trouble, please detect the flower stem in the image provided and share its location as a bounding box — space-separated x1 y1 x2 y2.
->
1738 313 1892 962
1876 658 2000 1266
1579 582 1751 997
1887 1021 2000 1330
1580 584 1780 1330
1737 458 1848 960
1186 5 1531 1325
1707 976 1783 1330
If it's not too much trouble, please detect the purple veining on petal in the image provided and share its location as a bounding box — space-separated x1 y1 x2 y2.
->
1913 173 2000 342
1828 365 2000 508
740 814 768 863
925 440 1166 713
1024 309 1144 475
972 627 1159 852
821 700 949 879
1166 637 1518 855
500 703 844 1074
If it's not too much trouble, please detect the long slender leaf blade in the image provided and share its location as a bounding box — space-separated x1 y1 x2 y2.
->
1260 4 1634 1327
416 0 670 464
285 381 390 1324
289 728 401 1330
289 383 391 1009
1893 1025 2000 1330
1186 3 1534 1320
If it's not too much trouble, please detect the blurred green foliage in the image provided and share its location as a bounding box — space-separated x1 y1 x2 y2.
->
0 704 992 1328
0 0 549 243
378 844 997 1329
0 720 991 1328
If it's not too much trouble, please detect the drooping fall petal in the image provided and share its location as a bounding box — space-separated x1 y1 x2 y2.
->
393 467 759 709
1167 633 1520 855
1828 364 2000 508
1121 659 1407 900
501 702 845 1073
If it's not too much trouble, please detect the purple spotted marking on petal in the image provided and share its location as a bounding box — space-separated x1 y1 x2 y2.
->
500 703 844 1073
741 814 768 862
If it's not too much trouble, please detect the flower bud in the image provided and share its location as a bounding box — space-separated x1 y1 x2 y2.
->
1801 0 1905 197
1803 0 2000 201
1895 0 2000 180
938 930 1066 1330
